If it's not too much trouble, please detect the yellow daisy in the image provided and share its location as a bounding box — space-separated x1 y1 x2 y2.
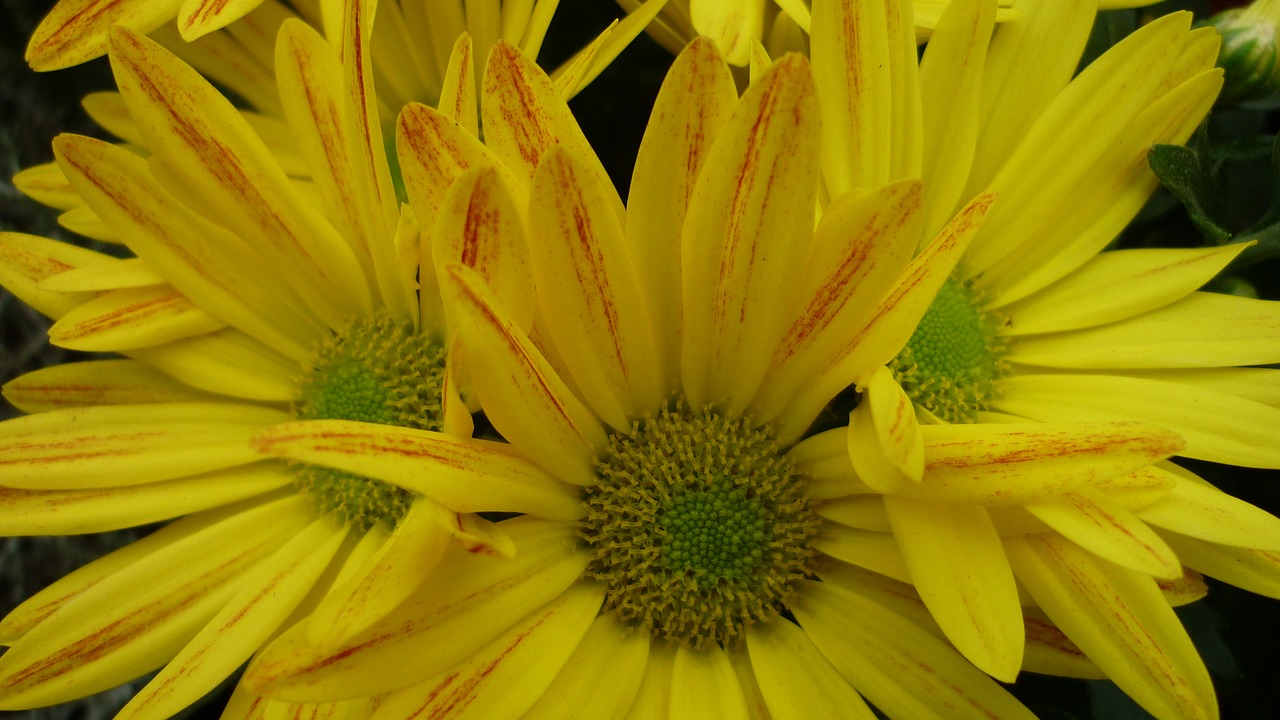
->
764 1 1280 718
0 8 578 717
236 36 1196 720
618 0 1170 66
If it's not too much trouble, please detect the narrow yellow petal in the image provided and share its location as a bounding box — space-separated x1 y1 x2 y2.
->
440 263 606 483
690 0 764 65
54 134 324 359
745 620 876 720
12 161 82 209
252 419 582 520
116 518 347 720
25 0 181 70
551 0 671 99
814 525 912 584
816 495 890 533
1160 532 1280 599
58 204 119 242
1009 292 1280 369
670 645 749 720
0 463 292 536
437 34 478 137
109 27 372 329
246 519 587 701
150 23 280 116
3 359 218 413
1006 534 1216 720
520 607 650 720
903 422 1183 505
529 146 662 428
681 54 818 414
0 232 110 320
792 579 1035 720
811 0 922 196
481 41 620 215
621 643 674 720
48 285 224 352
846 367 924 492
38 257 164 292
787 427 874 500
302 499 452 648
1025 489 1182 579
129 328 299 403
177 0 265 40
917 0 996 238
755 181 923 426
883 497 1023 681
999 244 1247 335
625 37 737 397
433 167 536 337
1139 472 1280 550
0 495 310 709
0 402 284 490
995 373 1280 468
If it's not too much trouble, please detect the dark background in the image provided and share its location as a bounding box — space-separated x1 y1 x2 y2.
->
0 1 1278 718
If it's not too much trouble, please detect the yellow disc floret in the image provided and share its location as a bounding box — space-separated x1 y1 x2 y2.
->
580 404 817 649
293 313 447 531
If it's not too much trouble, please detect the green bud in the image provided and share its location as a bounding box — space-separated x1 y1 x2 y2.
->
1206 1 1280 103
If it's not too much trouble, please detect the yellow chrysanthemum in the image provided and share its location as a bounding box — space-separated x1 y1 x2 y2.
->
617 0 1169 66
0 7 584 717
227 35 1211 720
765 2 1280 719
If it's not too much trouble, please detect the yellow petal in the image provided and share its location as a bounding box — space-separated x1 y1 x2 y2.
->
116 518 347 720
0 402 284 490
150 22 281 116
670 644 749 720
129 328 299 403
883 497 1023 681
994 373 1280 468
755 181 923 425
1139 472 1280 550
1006 534 1216 720
518 604 650 720
787 427 873 501
681 54 818 414
999 244 1248 335
177 0 265 40
252 419 582 520
25 0 182 71
1025 489 1181 578
621 643 675 720
745 619 876 720
816 495 890 532
846 367 924 492
1160 532 1280 599
810 0 921 197
38 257 164 292
481 41 620 213
690 0 764 65
1009 292 1280 369
792 579 1035 720
814 525 912 585
917 0 996 238
54 133 324 360
625 37 737 397
529 146 662 428
433 166 535 336
898 421 1184 505
12 161 82 209
440 263 606 483
3 359 218 413
48 285 224 352
246 519 588 701
437 34 478 137
0 232 109 319
302 499 452 648
0 463 292 536
550 0 672 99
0 495 310 709
108 27 372 329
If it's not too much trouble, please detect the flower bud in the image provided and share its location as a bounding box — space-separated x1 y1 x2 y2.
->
1207 0 1280 103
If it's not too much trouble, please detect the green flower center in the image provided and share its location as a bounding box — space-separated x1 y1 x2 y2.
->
579 404 817 649
888 276 1007 423
293 313 446 531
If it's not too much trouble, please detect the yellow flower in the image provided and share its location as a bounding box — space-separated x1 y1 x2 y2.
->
618 0 1166 66
231 35 1200 720
782 1 1280 719
0 7 580 717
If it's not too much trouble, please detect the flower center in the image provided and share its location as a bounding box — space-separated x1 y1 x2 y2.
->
889 276 1007 424
293 313 446 531
579 404 817 649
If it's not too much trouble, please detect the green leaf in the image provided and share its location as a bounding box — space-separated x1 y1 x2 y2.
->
1148 143 1232 243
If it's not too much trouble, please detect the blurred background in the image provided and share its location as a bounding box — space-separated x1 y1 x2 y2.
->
0 0 1278 718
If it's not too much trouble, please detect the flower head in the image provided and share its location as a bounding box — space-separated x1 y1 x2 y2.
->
0 6 581 716
234 34 1192 720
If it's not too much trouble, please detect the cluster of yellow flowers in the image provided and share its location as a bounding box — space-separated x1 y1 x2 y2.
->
2 1 1279 719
